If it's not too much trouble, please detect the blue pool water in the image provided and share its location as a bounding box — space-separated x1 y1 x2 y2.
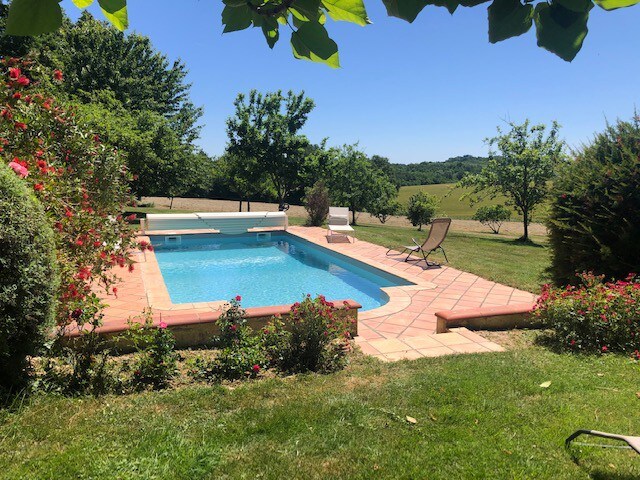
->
149 233 413 311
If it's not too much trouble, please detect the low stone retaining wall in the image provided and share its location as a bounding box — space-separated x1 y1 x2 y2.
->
62 300 361 352
435 303 538 333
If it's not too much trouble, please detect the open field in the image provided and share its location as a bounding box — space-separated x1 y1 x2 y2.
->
397 184 550 222
138 196 547 237
1 348 638 479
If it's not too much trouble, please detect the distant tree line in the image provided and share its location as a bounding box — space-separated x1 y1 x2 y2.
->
392 155 488 186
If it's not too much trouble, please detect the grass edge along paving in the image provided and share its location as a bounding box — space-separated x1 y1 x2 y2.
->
0 348 638 479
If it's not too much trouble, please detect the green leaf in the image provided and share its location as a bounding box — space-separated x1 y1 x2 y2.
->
381 0 429 22
291 0 322 21
594 0 640 9
72 0 95 7
555 0 594 11
222 5 253 33
488 0 534 43
432 0 460 13
98 0 128 31
260 17 279 48
534 2 591 61
321 0 371 26
5 0 63 35
291 22 340 68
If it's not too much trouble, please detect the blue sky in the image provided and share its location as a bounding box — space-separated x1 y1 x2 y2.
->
62 1 639 164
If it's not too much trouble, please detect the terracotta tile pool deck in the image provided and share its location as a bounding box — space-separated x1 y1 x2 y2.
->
97 226 537 361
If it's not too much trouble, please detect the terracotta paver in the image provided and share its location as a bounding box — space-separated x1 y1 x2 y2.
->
91 225 536 360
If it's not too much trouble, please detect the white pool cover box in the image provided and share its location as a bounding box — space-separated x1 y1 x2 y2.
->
143 211 288 235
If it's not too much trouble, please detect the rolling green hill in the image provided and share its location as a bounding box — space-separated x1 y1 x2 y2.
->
397 183 549 222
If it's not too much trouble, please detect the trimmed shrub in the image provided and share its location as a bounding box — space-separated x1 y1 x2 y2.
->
547 117 640 285
304 181 330 226
472 204 511 234
535 273 640 355
0 162 58 390
406 192 438 231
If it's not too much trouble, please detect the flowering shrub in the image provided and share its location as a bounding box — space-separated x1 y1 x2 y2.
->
124 311 179 391
534 273 640 355
269 295 352 373
0 59 137 332
214 296 252 347
0 162 59 390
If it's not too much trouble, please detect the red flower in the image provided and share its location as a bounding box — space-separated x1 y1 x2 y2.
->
8 67 20 80
235 295 242 302
33 183 43 191
8 161 28 178
75 239 84 246
230 324 237 332
602 345 608 352
14 122 27 130
65 209 73 218
252 364 260 373
112 287 118 297
93 241 102 247
12 92 21 99
53 69 63 81
16 76 29 86
127 213 136 221
159 321 168 329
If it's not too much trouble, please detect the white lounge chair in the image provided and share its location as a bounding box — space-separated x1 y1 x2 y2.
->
328 207 355 242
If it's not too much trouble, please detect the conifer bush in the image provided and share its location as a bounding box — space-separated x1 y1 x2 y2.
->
547 117 640 285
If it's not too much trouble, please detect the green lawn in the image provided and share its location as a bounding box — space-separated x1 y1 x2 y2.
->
398 184 549 222
352 223 550 293
1 349 638 479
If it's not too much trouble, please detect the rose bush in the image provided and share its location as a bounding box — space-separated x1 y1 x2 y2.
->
535 273 640 355
0 59 138 332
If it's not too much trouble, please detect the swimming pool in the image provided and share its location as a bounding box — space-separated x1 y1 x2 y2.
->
149 232 413 311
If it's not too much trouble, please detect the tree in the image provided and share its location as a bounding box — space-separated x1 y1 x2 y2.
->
473 204 511 234
28 12 202 143
226 90 314 206
6 0 639 67
367 180 401 223
406 192 438 231
460 120 564 241
326 144 394 225
216 153 269 211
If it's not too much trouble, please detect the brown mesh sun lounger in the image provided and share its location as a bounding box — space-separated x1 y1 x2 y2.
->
386 217 451 266
566 429 640 454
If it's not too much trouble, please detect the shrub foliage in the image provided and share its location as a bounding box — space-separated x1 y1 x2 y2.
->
304 181 330 226
547 117 640 285
535 273 640 355
0 162 58 390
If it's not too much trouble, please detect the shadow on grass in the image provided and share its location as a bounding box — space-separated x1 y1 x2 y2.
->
567 451 640 480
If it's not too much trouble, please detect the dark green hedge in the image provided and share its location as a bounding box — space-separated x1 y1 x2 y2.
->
0 162 59 391
548 117 640 285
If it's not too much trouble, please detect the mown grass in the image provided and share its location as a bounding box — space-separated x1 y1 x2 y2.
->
1 349 638 479
398 183 549 222
352 223 550 293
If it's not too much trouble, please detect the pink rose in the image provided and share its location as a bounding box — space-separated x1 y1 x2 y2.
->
8 161 28 178
252 364 260 373
159 321 168 329
235 295 242 302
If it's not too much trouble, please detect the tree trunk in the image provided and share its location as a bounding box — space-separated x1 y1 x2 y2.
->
169 196 174 210
238 199 243 212
352 208 357 226
247 200 251 212
523 209 529 241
